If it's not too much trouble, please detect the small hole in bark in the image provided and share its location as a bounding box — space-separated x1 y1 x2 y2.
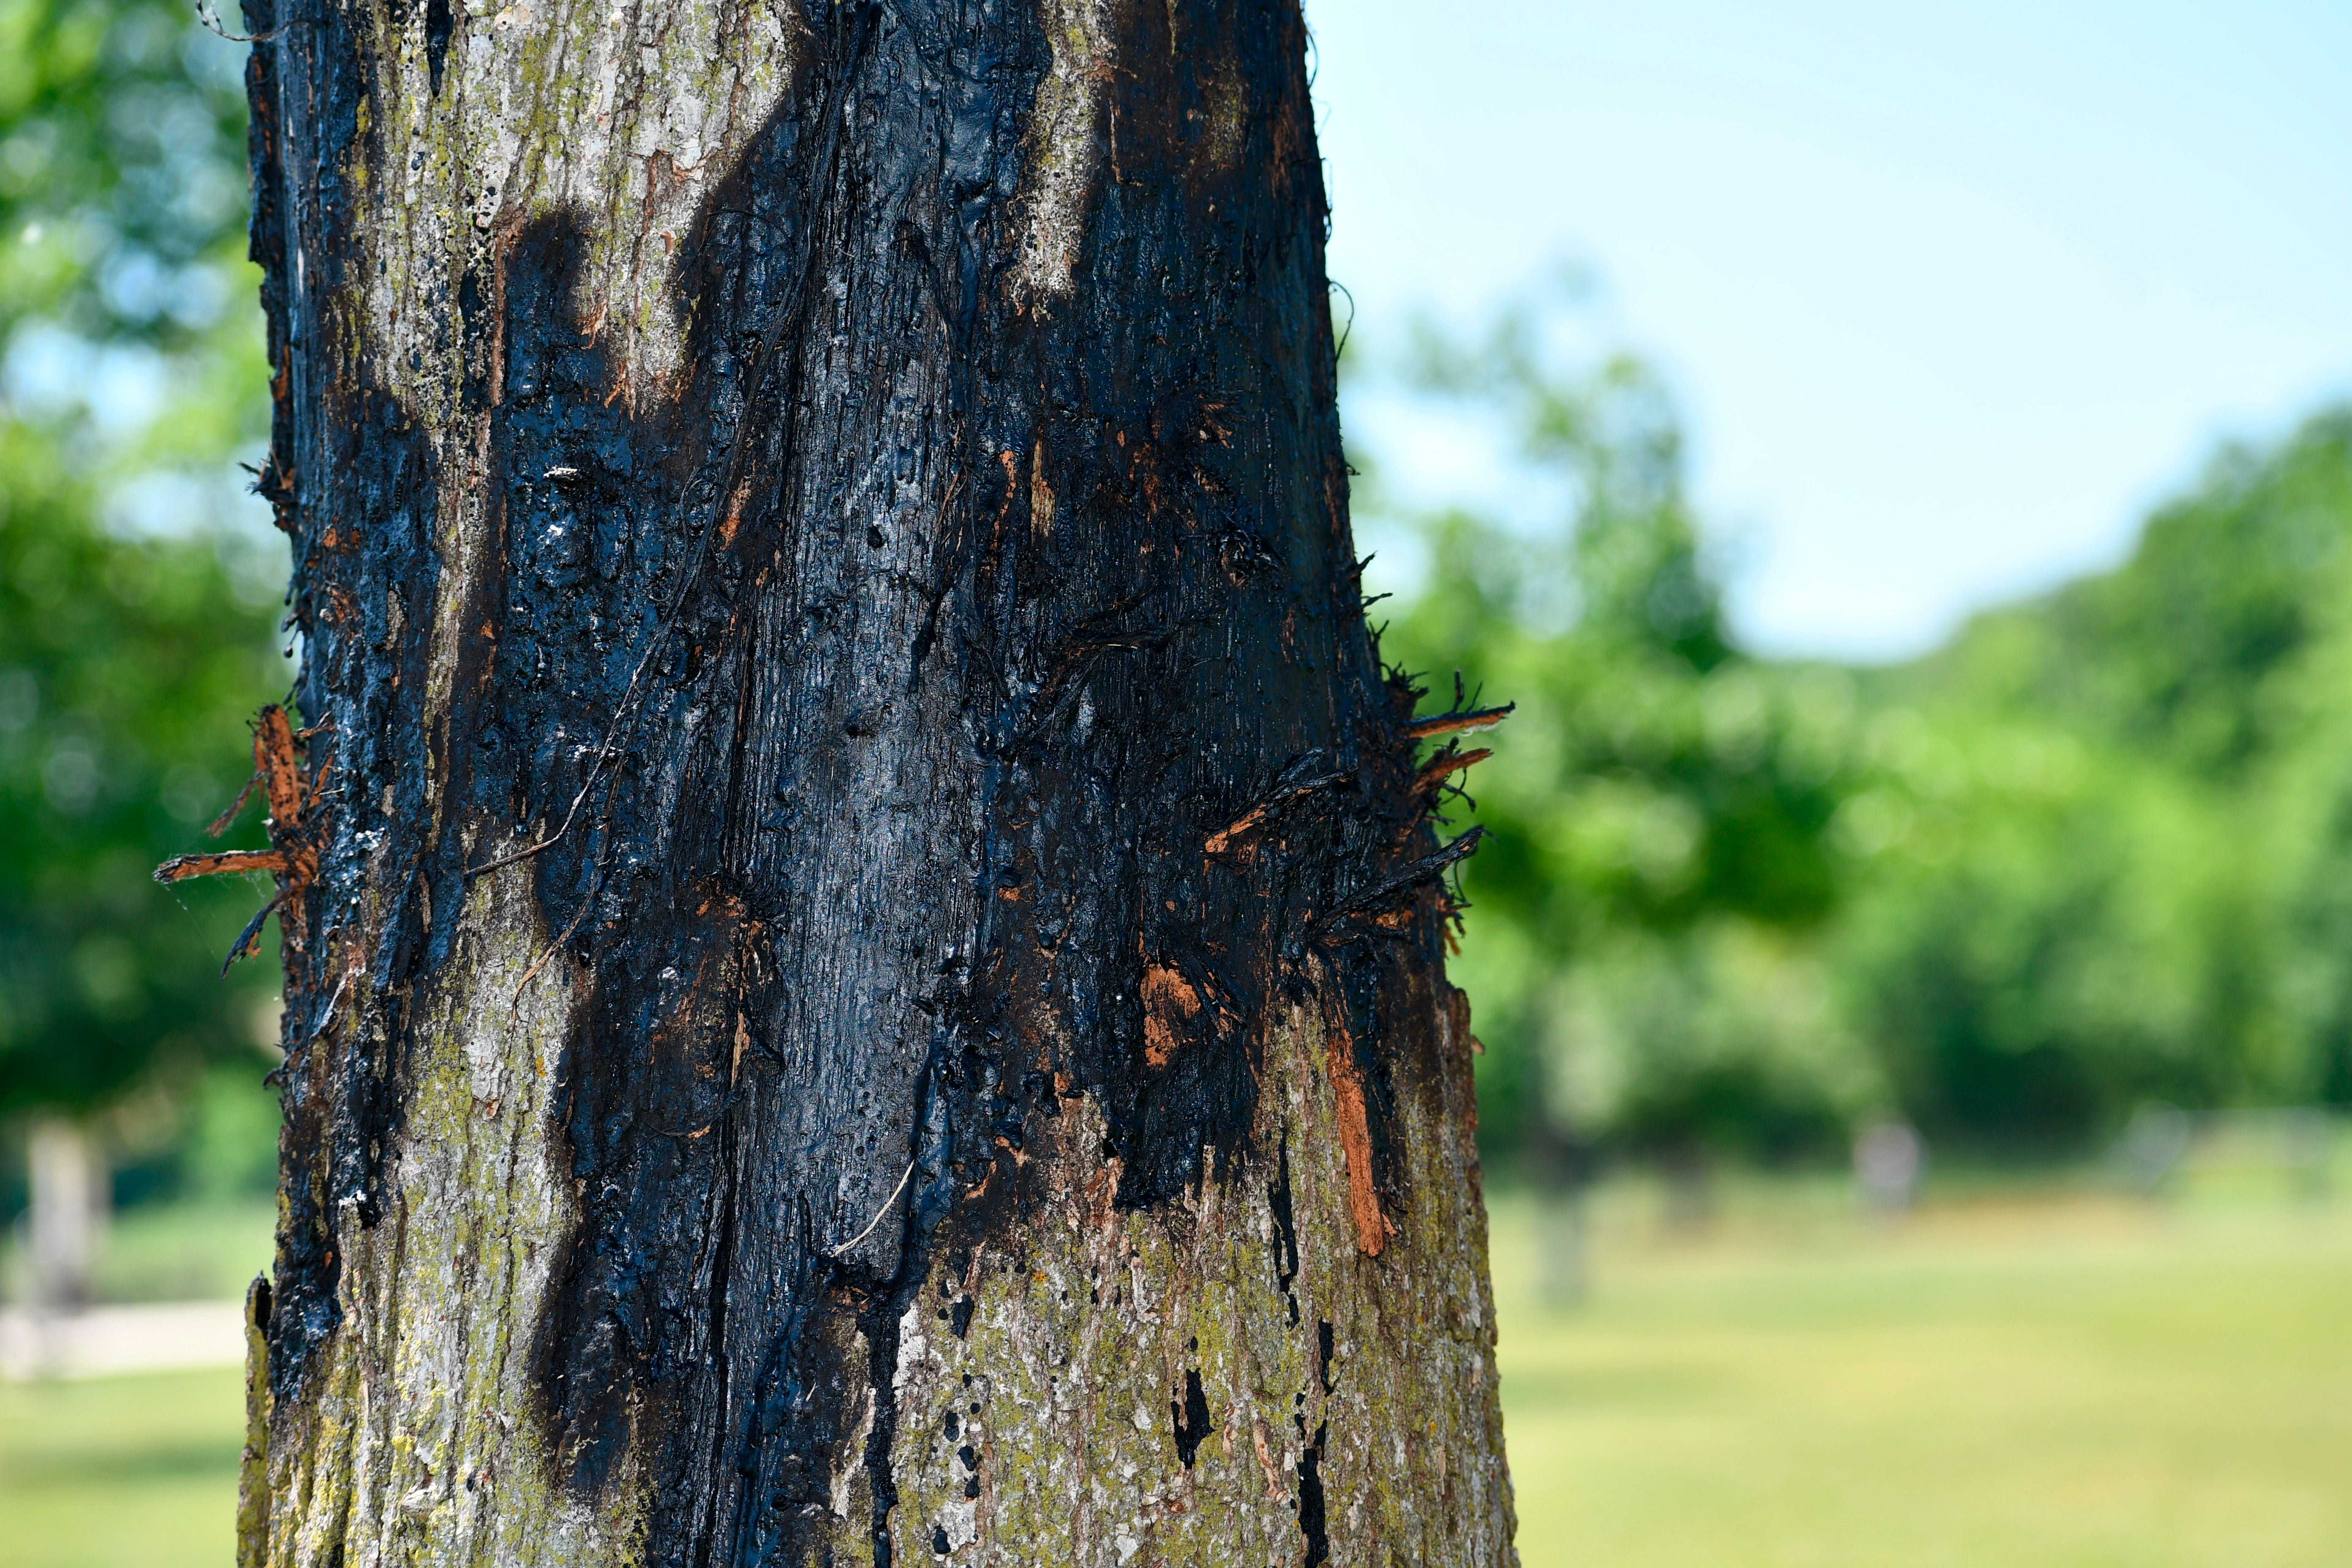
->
1170 1369 1213 1467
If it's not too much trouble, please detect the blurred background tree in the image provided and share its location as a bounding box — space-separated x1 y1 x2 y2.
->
0 0 286 1305
1842 411 2352 1151
1360 289 2352 1176
1368 293 1877 1177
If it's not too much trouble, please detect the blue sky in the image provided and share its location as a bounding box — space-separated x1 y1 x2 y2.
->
1309 0 2352 661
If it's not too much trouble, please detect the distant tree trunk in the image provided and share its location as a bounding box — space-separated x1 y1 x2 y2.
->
235 2 1515 1565
25 1117 104 1316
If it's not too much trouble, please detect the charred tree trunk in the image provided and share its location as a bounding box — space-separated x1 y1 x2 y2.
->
231 1 1514 1563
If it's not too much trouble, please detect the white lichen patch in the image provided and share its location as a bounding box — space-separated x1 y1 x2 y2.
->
1010 0 1112 310
261 864 636 1568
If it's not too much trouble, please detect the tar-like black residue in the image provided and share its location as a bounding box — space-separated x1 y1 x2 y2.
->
1269 1137 1302 1325
1299 1317 1337 1562
422 0 452 95
1171 1368 1214 1467
245 0 1478 1560
1298 1419 1331 1567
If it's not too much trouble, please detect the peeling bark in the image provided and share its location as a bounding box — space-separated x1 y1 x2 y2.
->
234 0 1516 1563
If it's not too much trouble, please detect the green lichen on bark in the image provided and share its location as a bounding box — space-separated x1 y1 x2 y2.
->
258 868 639 1568
1011 0 1111 308
240 1276 275 1568
884 995 1512 1566
353 0 801 418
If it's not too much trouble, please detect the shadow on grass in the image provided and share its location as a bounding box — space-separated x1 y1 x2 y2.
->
5 1433 242 1485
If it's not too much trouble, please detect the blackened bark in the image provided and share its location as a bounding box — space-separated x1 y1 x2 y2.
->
236 1 1515 1564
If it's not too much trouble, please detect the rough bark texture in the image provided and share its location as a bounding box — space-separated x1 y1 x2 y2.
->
236 0 1516 1564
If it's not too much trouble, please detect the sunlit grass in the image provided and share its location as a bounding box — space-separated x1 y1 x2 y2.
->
0 1367 245 1568
94 1198 276 1303
1490 1176 2352 1568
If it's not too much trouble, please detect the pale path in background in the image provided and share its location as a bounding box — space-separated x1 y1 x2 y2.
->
0 1301 244 1380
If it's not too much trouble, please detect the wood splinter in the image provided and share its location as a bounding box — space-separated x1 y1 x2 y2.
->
1319 994 1393 1258
1401 703 1514 742
155 704 324 970
1203 764 1350 858
1414 746 1492 793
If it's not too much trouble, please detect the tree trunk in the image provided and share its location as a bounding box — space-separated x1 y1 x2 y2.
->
236 2 1515 1564
26 1116 105 1316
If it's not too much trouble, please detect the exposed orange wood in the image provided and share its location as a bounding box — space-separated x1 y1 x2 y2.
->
1414 746 1492 792
1322 1007 1389 1257
1140 963 1200 1068
156 848 287 882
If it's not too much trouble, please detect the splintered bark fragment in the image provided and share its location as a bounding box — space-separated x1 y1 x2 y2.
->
1203 761 1351 857
155 702 321 969
228 2 1518 1564
1401 703 1516 741
157 848 288 882
1317 825 1488 936
1416 745 1493 793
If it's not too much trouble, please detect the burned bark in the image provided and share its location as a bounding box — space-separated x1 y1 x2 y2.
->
232 0 1515 1563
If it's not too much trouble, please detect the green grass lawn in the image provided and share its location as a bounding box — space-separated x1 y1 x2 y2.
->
5 1180 2350 1565
1490 1179 2352 1568
0 1366 246 1568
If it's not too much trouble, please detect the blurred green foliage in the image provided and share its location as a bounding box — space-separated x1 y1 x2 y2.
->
1846 411 2352 1147
0 0 251 346
1371 297 2352 1162
0 425 284 1115
0 0 285 1121
1372 301 1876 1161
